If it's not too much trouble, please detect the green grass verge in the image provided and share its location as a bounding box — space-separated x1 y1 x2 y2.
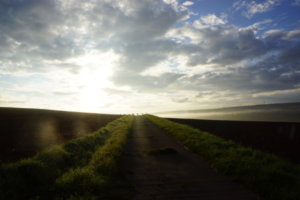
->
0 115 134 200
145 114 300 200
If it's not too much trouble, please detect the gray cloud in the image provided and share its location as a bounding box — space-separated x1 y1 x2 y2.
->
0 0 189 75
88 0 187 44
166 25 269 66
172 97 189 103
179 44 300 96
111 71 184 92
196 91 215 98
263 29 300 41
0 0 86 74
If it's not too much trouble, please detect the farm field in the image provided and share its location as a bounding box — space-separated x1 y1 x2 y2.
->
166 118 300 164
0 115 133 199
156 102 300 122
0 107 122 164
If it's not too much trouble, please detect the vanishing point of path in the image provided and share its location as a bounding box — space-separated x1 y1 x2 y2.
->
116 116 260 200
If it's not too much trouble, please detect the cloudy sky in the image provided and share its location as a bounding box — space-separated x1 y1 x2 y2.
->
0 0 299 114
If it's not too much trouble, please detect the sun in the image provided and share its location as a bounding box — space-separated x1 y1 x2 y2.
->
77 51 118 107
79 67 109 107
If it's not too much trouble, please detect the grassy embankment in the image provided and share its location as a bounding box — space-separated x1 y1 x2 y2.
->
0 115 133 200
145 114 300 200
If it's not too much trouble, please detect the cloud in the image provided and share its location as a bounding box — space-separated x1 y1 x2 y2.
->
52 91 78 96
183 1 194 6
193 14 228 29
233 0 282 18
200 14 228 26
187 38 300 93
196 91 215 98
236 29 265 51
0 101 26 104
233 0 247 11
163 0 191 12
292 0 300 6
0 0 85 75
0 0 188 76
165 24 300 100
111 71 184 92
220 13 228 20
171 25 266 66
242 19 273 30
263 29 300 41
172 97 189 103
102 88 132 95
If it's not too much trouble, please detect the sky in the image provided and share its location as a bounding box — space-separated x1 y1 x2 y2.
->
0 0 299 114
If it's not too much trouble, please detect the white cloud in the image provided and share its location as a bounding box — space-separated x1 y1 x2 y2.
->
183 1 194 6
233 0 245 10
193 14 228 29
220 12 228 20
242 19 273 30
233 0 282 18
163 0 190 12
163 0 177 4
201 14 228 25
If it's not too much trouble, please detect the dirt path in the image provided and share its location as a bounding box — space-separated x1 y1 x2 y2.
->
115 116 260 199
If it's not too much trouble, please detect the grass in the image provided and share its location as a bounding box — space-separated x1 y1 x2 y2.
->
148 147 178 155
0 115 134 200
145 114 300 200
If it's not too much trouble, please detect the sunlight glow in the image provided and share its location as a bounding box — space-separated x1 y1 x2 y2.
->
77 51 119 107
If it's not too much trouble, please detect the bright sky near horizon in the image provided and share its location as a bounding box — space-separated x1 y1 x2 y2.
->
0 0 299 114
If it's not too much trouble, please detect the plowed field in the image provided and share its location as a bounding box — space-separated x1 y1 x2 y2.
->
166 118 300 164
0 107 122 164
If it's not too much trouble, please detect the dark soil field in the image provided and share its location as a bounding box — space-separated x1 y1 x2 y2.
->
166 118 300 165
0 107 122 165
